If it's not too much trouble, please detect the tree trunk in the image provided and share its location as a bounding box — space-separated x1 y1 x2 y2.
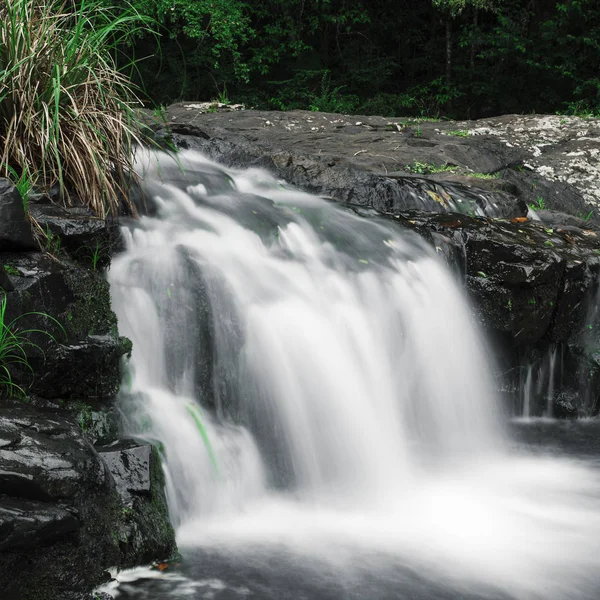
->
470 10 478 72
445 18 452 84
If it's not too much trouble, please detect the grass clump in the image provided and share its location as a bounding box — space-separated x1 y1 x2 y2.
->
404 161 458 175
468 172 499 179
0 291 63 397
0 0 153 217
528 196 546 211
445 129 470 137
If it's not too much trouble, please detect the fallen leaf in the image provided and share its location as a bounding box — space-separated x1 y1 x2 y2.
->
511 217 528 223
425 190 448 207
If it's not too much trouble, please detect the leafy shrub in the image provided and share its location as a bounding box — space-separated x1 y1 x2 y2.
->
0 0 152 217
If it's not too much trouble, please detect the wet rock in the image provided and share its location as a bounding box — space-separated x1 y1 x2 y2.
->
157 107 598 226
0 407 176 599
98 440 153 504
553 391 579 419
0 408 105 502
0 266 14 292
31 334 128 400
0 497 78 550
0 252 127 400
97 440 176 567
28 203 113 268
0 406 119 598
0 179 36 251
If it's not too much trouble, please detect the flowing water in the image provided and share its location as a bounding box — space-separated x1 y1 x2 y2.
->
106 150 600 600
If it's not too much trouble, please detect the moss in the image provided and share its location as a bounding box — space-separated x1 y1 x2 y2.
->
64 268 117 338
3 264 19 276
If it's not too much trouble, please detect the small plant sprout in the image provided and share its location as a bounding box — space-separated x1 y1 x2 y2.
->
528 197 546 211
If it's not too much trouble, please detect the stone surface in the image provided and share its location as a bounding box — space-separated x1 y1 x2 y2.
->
98 440 153 504
0 252 127 400
0 496 78 551
28 202 113 268
0 178 36 251
97 440 176 567
153 107 597 226
0 407 176 600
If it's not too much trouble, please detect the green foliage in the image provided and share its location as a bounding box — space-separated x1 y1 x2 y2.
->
405 161 458 175
112 0 600 119
4 164 33 212
0 0 154 217
433 0 498 17
0 291 63 397
446 129 470 137
528 197 546 211
43 226 61 257
308 72 358 113
3 265 19 277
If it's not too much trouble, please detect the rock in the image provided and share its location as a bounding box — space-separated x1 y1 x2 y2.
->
0 406 119 598
400 212 600 345
0 497 78 551
31 334 128 400
28 203 113 269
0 408 105 501
464 114 600 211
98 440 153 504
97 440 176 567
0 252 128 400
0 266 14 292
0 179 36 251
0 407 176 599
156 107 599 227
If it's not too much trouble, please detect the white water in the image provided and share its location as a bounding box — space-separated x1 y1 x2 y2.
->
109 150 600 600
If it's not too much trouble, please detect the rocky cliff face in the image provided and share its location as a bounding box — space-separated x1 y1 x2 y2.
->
0 185 176 600
147 106 600 417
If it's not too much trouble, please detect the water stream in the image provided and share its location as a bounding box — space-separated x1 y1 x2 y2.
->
106 150 600 600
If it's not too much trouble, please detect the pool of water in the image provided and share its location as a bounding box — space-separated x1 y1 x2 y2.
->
101 419 600 600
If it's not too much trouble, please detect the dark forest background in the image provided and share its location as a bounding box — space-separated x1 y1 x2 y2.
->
121 0 600 118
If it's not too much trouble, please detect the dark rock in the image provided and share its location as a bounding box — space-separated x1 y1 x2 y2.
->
553 391 579 419
0 408 105 502
0 252 127 400
0 266 14 292
31 334 128 399
0 407 176 599
401 212 600 345
28 203 113 268
0 496 78 550
97 441 176 567
0 179 36 251
534 209 599 231
98 440 153 503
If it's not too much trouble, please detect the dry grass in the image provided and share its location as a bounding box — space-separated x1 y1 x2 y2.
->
0 0 153 217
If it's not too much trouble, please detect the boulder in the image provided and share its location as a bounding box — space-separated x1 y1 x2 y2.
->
0 179 36 251
0 407 176 600
28 203 114 269
0 252 128 400
97 440 176 567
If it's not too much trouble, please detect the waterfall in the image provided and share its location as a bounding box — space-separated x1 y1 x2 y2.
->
108 150 600 600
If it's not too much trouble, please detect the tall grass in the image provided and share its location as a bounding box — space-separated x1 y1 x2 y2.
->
0 292 64 397
0 0 153 217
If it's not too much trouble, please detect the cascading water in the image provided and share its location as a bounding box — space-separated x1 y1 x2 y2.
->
107 150 600 600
